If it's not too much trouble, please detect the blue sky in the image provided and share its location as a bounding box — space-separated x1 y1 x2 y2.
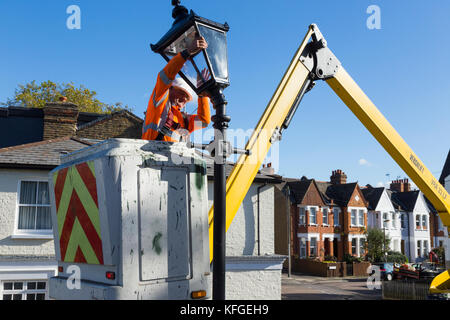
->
1 0 449 188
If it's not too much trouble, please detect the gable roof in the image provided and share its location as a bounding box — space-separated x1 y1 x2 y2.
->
389 190 420 212
324 182 359 207
284 177 362 207
439 149 450 186
361 186 385 210
315 181 333 205
0 136 96 169
286 178 313 204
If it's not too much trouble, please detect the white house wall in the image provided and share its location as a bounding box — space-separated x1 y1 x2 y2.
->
376 190 402 252
207 181 275 256
410 193 432 262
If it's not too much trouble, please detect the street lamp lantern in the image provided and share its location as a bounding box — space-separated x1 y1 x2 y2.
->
151 0 230 97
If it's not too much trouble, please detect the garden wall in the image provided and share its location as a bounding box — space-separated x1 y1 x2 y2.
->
290 258 371 277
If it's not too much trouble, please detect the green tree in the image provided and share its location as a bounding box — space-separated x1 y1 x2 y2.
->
365 227 391 262
385 251 408 264
2 80 131 114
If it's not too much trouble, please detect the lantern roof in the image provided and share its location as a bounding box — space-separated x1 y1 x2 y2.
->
151 9 229 54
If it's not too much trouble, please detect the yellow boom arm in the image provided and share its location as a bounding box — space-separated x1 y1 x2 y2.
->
207 24 450 293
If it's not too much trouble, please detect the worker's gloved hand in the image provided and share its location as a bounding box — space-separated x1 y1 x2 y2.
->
187 35 208 56
165 109 180 130
197 68 211 88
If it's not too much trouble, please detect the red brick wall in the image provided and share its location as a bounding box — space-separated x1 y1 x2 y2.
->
290 258 347 277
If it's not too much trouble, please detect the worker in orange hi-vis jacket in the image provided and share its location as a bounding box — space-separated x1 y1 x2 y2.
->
142 35 211 142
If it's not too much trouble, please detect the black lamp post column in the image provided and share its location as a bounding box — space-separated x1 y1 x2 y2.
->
210 87 230 301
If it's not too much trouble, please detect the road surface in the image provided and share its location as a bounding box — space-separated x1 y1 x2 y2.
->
281 273 382 300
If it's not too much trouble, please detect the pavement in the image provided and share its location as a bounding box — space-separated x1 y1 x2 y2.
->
281 272 383 300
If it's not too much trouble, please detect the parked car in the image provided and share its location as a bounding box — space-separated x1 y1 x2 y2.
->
373 262 394 281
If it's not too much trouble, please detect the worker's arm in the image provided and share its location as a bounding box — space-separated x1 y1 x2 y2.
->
152 52 189 104
187 96 211 132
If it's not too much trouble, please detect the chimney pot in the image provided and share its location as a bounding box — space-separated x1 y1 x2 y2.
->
330 169 347 185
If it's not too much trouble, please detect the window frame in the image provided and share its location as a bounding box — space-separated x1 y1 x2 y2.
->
299 238 307 258
309 237 317 257
391 212 397 229
421 215 427 230
423 240 428 257
309 207 317 226
322 207 329 226
14 179 53 239
1 280 48 300
299 207 306 226
333 208 340 226
383 212 389 229
415 215 421 230
351 209 357 226
359 238 366 257
351 238 357 255
417 240 422 257
358 209 364 227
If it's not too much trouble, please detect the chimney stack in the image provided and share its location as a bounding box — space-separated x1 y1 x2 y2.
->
43 102 79 140
390 178 411 193
260 162 274 175
330 169 347 185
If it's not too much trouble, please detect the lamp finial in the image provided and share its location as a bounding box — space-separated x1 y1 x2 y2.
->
171 0 188 21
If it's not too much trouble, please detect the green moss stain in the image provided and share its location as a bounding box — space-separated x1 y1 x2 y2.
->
193 160 206 191
152 232 163 255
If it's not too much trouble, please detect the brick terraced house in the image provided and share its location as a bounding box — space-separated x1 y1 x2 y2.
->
277 169 368 262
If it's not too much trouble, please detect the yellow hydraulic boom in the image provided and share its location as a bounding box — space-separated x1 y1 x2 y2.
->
207 24 450 295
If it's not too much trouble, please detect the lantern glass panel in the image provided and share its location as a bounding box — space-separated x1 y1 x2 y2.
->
163 25 211 89
197 23 228 81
